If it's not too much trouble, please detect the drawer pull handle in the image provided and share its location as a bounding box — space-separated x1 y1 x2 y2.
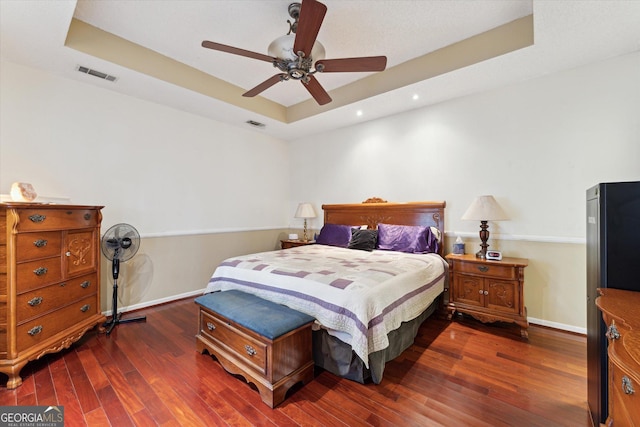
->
34 239 48 248
478 266 489 273
245 345 257 356
80 281 91 289
206 322 216 331
65 251 71 257
28 325 43 336
84 213 91 220
622 376 635 395
478 290 483 295
60 282 66 287
29 214 46 223
33 267 48 276
484 290 489 295
80 304 90 312
28 296 43 306
606 324 620 340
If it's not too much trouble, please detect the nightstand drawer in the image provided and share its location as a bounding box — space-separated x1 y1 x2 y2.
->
457 261 516 280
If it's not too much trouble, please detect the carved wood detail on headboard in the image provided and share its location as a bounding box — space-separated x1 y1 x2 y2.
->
362 197 388 204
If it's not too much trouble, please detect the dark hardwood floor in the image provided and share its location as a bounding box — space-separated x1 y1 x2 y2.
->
0 298 590 426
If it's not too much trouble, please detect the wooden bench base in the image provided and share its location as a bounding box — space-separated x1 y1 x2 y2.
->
195 296 314 408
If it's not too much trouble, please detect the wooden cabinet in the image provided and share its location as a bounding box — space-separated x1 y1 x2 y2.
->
596 288 640 426
446 253 529 338
280 239 315 249
0 203 105 388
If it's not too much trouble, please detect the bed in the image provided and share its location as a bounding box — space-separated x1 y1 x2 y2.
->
205 200 447 384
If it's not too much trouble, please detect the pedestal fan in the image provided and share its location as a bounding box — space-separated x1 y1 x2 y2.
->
101 223 146 335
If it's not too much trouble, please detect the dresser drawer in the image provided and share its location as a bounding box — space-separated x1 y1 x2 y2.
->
16 274 98 324
16 295 98 352
15 232 61 262
16 209 99 232
609 360 640 424
16 257 62 292
456 261 516 280
200 310 267 375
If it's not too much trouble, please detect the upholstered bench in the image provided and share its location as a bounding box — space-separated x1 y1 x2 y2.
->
195 290 315 408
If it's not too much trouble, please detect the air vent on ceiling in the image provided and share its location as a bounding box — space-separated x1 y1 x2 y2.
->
77 66 117 82
246 120 266 128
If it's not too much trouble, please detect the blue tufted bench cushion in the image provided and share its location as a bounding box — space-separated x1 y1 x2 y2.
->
194 290 315 340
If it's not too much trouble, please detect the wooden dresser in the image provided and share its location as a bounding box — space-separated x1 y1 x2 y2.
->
0 203 105 388
596 288 640 426
446 253 529 338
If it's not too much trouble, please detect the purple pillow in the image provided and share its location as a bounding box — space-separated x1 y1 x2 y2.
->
316 223 353 247
376 223 439 254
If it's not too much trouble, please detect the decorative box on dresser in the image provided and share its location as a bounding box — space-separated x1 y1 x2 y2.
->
446 253 529 338
0 203 105 388
596 288 640 426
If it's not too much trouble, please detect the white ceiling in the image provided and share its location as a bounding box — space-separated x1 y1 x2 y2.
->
1 1 639 141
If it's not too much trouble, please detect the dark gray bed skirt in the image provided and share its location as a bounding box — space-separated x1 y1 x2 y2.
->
312 295 442 384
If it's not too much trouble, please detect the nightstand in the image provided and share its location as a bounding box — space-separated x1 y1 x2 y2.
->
280 239 315 249
445 253 529 338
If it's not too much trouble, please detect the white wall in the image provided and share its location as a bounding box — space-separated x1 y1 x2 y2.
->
289 52 639 238
1 60 291 311
288 52 640 331
0 61 290 233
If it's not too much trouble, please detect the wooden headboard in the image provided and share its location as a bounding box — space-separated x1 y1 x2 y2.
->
321 200 446 256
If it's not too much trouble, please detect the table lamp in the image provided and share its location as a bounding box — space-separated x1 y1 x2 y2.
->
294 202 316 242
461 195 508 259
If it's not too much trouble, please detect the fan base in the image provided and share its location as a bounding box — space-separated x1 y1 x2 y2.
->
103 312 146 335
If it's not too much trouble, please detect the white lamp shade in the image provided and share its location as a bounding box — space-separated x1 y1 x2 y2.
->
461 195 508 221
294 202 317 219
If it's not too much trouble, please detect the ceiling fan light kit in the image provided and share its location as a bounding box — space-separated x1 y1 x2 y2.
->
201 0 387 105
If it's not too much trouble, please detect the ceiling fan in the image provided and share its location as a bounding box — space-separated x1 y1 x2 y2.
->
201 0 387 105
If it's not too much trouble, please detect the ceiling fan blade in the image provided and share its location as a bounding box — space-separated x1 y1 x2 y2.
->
243 74 288 97
302 75 331 105
202 40 275 63
293 0 327 58
316 56 387 73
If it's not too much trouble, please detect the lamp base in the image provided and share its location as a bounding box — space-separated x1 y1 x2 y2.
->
476 220 490 259
302 219 309 242
476 249 488 259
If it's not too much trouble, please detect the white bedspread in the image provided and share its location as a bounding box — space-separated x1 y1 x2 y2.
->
205 245 446 366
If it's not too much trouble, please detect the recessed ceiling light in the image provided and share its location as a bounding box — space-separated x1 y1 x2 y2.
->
412 94 419 100
356 110 363 117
